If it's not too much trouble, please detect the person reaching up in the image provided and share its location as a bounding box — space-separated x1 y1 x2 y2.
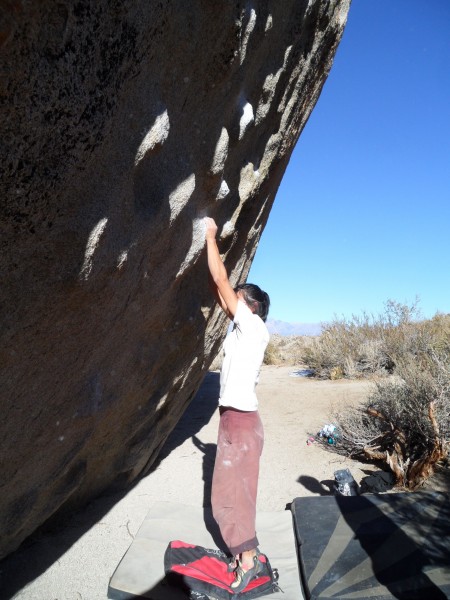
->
203 217 270 592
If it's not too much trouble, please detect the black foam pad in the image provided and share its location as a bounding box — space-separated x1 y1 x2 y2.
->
291 491 450 600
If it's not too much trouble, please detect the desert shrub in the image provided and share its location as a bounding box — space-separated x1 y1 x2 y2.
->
302 321 390 379
301 299 445 379
423 312 450 354
263 338 282 365
276 335 310 364
331 351 450 489
263 334 310 366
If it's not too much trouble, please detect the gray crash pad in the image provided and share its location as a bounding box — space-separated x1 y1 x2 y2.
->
108 501 303 599
291 491 450 599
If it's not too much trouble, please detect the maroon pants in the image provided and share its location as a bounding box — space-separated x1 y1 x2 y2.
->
211 407 264 556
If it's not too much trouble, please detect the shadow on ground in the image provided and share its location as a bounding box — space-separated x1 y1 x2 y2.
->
0 372 220 599
151 372 219 466
297 474 335 495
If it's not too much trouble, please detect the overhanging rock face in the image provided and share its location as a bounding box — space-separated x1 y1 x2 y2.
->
0 0 350 558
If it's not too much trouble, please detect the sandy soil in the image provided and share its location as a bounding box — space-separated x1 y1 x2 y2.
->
1 365 447 599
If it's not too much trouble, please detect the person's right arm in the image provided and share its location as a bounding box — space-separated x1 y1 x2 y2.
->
204 217 238 319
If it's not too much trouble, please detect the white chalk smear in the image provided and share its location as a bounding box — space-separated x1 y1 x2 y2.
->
117 250 128 270
216 179 230 200
79 217 108 280
176 217 206 278
220 220 234 239
240 7 257 65
210 127 229 175
169 174 196 223
239 101 254 140
156 394 168 412
135 109 170 165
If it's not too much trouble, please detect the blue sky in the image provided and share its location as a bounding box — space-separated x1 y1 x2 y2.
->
249 0 450 324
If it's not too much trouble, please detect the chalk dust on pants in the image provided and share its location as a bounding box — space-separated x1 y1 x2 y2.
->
211 409 264 556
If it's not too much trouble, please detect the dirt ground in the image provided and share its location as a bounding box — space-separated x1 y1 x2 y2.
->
2 365 448 599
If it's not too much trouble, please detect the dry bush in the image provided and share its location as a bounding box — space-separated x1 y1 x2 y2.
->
331 351 450 489
304 301 450 487
264 337 282 365
423 312 450 354
301 299 447 380
302 321 392 379
263 335 311 366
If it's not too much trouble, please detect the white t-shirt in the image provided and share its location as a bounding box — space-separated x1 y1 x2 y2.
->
219 300 270 411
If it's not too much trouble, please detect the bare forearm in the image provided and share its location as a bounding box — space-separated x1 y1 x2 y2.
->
206 237 227 284
204 217 238 317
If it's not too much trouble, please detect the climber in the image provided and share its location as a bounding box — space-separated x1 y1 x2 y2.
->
203 216 270 593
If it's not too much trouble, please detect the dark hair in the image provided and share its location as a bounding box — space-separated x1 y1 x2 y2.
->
235 283 270 322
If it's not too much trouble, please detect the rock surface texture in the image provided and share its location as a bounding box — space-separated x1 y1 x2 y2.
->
0 0 350 559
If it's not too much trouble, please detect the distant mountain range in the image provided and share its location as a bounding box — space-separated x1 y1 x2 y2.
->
266 318 322 337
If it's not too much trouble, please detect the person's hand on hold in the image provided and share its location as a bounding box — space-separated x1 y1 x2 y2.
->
204 217 218 242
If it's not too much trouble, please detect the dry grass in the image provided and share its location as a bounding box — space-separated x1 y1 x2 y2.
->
263 334 314 366
301 300 450 380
